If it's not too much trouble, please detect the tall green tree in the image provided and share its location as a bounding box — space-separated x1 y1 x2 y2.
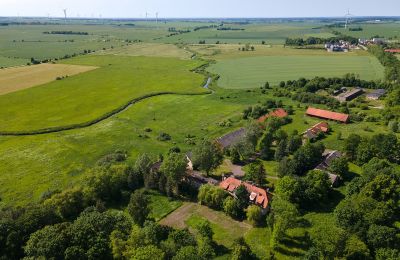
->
127 190 150 227
192 140 223 175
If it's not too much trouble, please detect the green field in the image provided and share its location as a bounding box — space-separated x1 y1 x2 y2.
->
0 55 206 132
338 23 400 39
208 54 384 88
158 23 335 45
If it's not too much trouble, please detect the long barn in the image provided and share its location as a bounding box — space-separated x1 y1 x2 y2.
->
306 107 349 123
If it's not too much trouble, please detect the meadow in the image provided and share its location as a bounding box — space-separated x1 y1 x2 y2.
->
208 53 384 88
0 55 206 132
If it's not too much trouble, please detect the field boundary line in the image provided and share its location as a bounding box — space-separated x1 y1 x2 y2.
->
0 91 211 136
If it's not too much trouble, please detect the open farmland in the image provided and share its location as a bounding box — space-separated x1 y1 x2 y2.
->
0 63 97 95
337 22 400 39
100 42 193 59
158 23 335 44
0 55 206 132
208 54 384 88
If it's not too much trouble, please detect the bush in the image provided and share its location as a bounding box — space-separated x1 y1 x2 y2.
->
246 205 263 226
158 132 171 141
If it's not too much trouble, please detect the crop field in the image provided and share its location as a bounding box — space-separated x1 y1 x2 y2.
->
0 55 206 132
0 56 29 67
208 54 384 88
0 63 97 95
0 24 168 63
158 23 335 44
100 42 193 59
338 22 400 39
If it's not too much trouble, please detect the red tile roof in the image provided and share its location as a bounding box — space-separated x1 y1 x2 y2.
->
306 107 349 123
385 49 400 53
311 121 329 133
219 177 269 209
258 108 288 123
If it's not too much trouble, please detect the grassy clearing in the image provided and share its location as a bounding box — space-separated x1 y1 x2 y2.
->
147 190 183 221
160 202 251 248
208 54 384 88
100 43 193 59
0 55 206 132
0 63 97 96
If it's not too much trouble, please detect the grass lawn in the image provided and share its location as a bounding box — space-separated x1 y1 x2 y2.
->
147 190 183 221
0 55 206 132
160 202 251 250
208 54 384 88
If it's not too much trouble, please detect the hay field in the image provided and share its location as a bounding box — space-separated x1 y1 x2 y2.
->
0 63 97 96
208 54 384 88
101 43 193 59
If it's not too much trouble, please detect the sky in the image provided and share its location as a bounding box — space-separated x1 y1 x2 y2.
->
0 0 399 18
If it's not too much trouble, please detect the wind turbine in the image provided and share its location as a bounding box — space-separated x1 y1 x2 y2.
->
63 9 67 24
344 9 353 30
156 12 159 24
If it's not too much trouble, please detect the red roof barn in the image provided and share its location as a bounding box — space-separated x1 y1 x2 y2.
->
306 107 349 123
258 108 288 123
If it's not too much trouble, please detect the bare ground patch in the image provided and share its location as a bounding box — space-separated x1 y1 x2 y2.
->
0 63 97 96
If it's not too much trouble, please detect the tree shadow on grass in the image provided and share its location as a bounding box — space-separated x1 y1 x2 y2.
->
304 189 345 213
276 233 311 257
214 243 230 257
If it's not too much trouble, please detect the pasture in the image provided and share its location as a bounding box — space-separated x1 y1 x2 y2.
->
0 55 206 132
0 63 97 95
208 54 384 88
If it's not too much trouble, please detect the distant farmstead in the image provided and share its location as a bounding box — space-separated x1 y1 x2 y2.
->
258 108 288 123
220 176 270 211
306 107 349 123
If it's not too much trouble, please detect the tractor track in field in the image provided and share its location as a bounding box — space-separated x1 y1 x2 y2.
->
0 90 211 137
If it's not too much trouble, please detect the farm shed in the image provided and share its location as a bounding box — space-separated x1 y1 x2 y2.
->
306 107 349 123
366 89 386 100
216 128 246 149
336 88 364 102
315 150 342 187
303 121 329 140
